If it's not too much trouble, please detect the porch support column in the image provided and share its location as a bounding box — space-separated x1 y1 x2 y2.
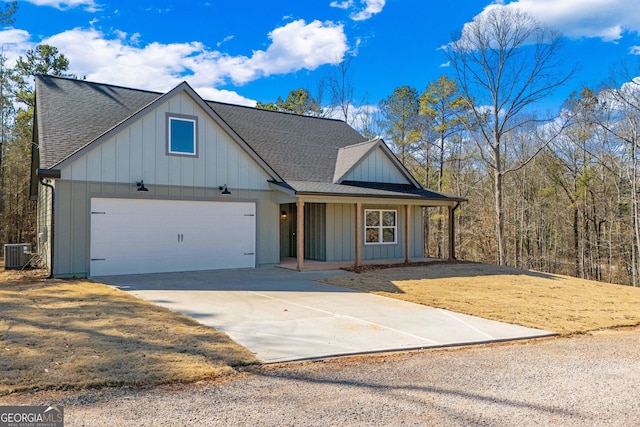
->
296 200 305 271
448 204 455 261
405 204 411 264
355 202 362 268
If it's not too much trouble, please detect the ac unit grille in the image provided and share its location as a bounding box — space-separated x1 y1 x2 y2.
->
4 244 32 269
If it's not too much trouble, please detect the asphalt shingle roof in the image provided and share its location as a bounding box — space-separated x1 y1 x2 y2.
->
35 75 366 183
206 101 367 182
35 75 162 169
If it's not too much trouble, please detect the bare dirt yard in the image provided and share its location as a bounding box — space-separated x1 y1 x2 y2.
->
325 261 640 334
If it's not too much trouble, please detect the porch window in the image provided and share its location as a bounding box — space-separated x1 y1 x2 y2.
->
365 209 397 244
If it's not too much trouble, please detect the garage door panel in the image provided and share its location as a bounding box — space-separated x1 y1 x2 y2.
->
93 241 174 260
91 229 176 259
92 229 175 245
91 254 183 277
90 198 256 276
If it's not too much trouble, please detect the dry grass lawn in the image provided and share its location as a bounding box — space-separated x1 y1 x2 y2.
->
326 262 640 335
0 264 257 396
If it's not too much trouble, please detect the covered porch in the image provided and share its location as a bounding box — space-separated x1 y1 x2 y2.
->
281 195 462 272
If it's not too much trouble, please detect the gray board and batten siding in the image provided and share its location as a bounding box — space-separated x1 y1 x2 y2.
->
325 203 424 262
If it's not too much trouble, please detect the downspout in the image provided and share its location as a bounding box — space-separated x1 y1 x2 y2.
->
39 179 55 279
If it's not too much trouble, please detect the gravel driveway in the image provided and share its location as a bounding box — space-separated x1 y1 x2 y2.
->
4 328 639 426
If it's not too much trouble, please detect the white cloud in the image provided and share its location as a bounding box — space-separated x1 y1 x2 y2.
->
0 28 30 45
25 0 100 12
330 0 353 9
234 19 346 83
474 0 640 42
197 87 256 106
439 61 450 68
129 32 141 45
43 28 202 90
595 77 640 116
351 0 385 21
216 35 234 48
330 0 385 21
620 77 640 93
0 28 32 64
324 103 380 134
0 19 347 104
630 46 640 55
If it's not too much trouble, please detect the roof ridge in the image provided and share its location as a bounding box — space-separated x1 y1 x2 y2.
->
35 74 164 96
340 138 381 150
36 75 351 125
206 99 348 123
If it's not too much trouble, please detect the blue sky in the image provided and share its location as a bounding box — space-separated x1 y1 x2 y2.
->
3 0 640 112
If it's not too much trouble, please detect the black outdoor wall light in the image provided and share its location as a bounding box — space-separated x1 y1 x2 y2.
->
136 180 148 192
219 184 231 195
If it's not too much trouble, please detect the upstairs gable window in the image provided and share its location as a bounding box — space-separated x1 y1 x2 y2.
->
167 114 197 156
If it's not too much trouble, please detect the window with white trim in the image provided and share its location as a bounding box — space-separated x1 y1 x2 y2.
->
167 114 197 156
365 209 397 244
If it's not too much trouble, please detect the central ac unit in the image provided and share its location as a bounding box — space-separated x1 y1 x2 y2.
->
4 244 32 269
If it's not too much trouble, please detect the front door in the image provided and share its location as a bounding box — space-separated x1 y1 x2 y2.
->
279 203 297 258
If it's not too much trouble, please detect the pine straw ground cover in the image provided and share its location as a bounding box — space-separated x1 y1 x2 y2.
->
325 262 640 335
0 264 257 396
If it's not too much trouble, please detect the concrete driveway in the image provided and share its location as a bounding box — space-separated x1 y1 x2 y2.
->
97 268 553 363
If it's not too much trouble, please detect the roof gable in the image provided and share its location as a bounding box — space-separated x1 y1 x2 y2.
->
333 139 419 187
333 139 379 183
36 76 280 181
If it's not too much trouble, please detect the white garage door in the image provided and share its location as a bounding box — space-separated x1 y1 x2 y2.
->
90 198 256 276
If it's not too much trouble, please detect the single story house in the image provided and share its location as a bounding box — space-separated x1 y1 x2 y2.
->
30 75 464 277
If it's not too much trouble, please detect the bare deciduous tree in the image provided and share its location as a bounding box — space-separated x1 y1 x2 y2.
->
327 57 355 124
445 6 573 265
597 63 640 285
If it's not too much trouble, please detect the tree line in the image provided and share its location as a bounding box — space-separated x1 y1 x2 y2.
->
259 7 640 287
0 5 75 251
0 42 74 247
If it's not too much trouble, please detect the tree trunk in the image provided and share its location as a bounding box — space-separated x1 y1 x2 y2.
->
495 168 505 266
437 134 445 258
632 132 640 286
573 206 579 278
